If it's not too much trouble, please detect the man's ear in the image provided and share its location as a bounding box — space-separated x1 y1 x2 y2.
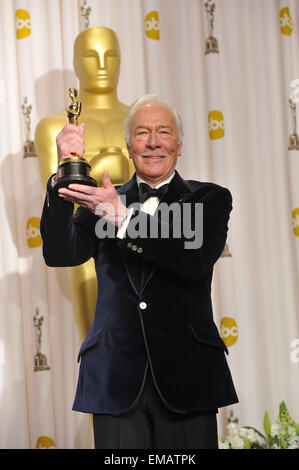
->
126 143 133 159
177 141 182 157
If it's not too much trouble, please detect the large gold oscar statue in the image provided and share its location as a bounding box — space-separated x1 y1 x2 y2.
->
35 27 135 341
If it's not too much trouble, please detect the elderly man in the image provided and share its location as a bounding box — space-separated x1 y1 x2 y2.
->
40 94 238 449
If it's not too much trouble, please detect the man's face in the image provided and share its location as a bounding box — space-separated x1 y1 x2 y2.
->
127 104 182 186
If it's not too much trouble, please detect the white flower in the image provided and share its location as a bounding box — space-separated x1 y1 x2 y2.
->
238 427 248 438
227 422 240 437
239 427 262 443
218 441 230 449
230 435 245 449
220 401 299 449
287 426 299 449
270 423 280 437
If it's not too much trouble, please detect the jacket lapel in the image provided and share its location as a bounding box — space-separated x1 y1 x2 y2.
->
159 170 192 206
139 171 192 293
117 171 193 296
117 175 142 296
116 173 139 209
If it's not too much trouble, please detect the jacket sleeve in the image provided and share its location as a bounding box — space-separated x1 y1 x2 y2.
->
40 177 98 267
117 186 232 280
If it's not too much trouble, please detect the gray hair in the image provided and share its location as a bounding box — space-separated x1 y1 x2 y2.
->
124 94 183 144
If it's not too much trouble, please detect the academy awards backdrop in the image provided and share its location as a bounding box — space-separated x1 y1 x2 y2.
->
0 0 298 449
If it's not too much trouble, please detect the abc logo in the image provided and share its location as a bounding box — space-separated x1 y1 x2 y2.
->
220 317 238 348
280 7 294 36
208 110 225 140
292 208 299 237
36 436 56 449
145 11 160 40
16 9 31 40
26 217 42 248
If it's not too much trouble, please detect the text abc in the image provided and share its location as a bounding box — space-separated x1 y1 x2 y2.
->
221 324 238 338
16 18 31 30
145 18 159 31
293 214 299 229
26 224 40 239
280 14 293 28
209 118 224 131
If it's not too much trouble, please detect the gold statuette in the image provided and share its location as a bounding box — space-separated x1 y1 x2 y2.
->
33 308 50 372
22 97 37 158
204 0 219 55
52 88 97 192
288 98 299 150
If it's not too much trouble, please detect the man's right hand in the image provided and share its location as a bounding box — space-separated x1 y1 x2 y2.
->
54 123 86 181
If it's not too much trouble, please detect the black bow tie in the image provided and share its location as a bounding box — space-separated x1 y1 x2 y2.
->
138 182 169 203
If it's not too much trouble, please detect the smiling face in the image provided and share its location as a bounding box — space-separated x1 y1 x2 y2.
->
127 104 182 186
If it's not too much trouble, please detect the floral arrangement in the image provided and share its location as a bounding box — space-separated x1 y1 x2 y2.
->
219 401 299 449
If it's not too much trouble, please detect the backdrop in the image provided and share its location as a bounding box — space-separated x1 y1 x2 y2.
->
0 0 298 449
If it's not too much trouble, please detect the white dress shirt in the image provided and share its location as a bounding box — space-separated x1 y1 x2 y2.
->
117 171 175 239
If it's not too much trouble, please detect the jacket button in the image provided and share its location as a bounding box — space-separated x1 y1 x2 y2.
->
137 247 143 254
132 245 137 251
139 301 147 310
127 242 132 248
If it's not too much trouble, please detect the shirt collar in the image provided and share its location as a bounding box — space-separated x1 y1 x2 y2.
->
136 171 175 189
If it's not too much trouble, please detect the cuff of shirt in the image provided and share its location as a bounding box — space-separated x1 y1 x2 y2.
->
116 207 134 239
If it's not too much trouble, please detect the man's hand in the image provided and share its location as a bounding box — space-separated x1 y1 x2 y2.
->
58 170 130 227
54 123 86 180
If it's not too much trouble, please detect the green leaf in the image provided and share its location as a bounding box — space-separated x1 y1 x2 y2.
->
273 435 280 447
267 436 274 449
263 411 272 437
242 425 266 440
280 437 288 449
291 419 299 436
279 401 288 419
244 438 251 449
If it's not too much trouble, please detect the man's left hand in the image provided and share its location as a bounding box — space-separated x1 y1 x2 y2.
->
58 170 130 227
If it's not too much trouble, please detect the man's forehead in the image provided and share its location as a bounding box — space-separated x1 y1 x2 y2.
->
133 104 176 125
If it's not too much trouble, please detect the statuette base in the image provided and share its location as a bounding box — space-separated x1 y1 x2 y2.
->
34 353 50 372
205 37 219 54
53 157 97 193
288 133 299 150
23 140 37 158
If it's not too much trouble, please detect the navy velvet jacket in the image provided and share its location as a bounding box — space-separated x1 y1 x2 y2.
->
40 170 238 414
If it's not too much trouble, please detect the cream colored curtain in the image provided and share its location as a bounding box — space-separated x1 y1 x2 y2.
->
0 0 298 448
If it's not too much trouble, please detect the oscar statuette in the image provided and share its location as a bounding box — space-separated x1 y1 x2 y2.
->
204 0 219 55
52 88 97 192
288 98 299 150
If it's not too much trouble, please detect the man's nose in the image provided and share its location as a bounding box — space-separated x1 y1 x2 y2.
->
146 132 161 148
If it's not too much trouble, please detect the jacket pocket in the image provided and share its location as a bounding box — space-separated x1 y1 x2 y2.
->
189 323 228 355
77 327 106 362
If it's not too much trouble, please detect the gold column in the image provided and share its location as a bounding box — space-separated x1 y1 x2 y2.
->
35 27 135 341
